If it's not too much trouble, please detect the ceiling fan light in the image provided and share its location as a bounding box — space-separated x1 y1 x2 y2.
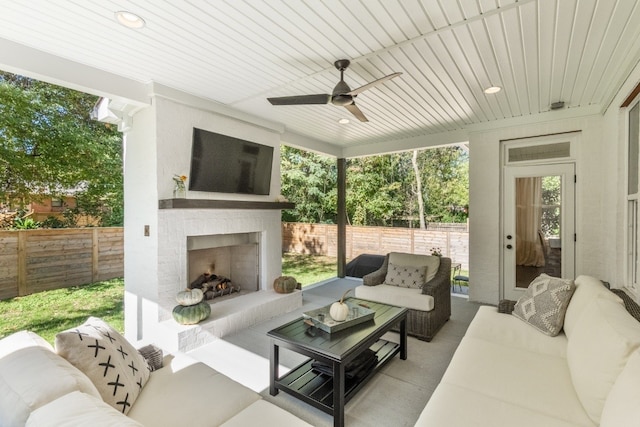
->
484 86 502 94
338 118 350 124
115 11 146 29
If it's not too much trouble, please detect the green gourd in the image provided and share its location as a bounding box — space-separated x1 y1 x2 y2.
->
273 276 298 293
172 300 211 325
176 288 204 306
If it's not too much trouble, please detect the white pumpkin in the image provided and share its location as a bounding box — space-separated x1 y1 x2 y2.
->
329 289 351 322
176 288 204 306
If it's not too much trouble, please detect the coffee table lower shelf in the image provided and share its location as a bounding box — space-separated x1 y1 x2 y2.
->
274 338 400 413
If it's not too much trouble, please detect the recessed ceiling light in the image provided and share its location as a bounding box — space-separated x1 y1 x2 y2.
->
338 118 350 124
115 11 146 29
484 86 502 94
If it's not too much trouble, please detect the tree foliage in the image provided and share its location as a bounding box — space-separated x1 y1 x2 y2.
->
0 71 123 226
280 145 469 226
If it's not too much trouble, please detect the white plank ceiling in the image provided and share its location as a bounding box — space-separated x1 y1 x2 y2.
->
1 0 640 153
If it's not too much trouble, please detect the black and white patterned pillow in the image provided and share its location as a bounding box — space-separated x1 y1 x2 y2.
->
55 317 151 414
384 262 427 288
512 274 576 336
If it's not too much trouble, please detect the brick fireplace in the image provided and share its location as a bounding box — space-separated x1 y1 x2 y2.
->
122 95 302 352
150 204 301 351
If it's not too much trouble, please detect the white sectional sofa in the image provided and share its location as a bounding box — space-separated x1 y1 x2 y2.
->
0 329 310 426
416 275 640 427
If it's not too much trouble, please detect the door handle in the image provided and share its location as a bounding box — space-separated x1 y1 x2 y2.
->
506 244 513 249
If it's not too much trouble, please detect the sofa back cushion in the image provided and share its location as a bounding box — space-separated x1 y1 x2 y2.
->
0 332 101 426
388 252 440 283
566 296 640 424
600 349 640 427
563 275 623 339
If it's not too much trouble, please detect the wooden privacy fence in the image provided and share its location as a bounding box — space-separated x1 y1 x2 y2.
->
282 222 469 270
0 228 123 300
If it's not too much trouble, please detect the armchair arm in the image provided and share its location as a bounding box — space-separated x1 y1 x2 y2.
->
362 255 389 286
422 257 452 296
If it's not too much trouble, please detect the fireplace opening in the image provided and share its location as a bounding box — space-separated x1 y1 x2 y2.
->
187 232 260 302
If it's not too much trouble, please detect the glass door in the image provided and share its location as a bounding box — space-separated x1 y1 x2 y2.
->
503 163 575 300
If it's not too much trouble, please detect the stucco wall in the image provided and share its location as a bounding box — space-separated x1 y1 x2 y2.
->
468 116 609 305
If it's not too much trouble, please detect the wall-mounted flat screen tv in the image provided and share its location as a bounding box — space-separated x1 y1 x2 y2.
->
188 128 274 195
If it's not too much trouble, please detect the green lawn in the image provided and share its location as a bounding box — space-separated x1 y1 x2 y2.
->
281 252 337 286
0 254 337 344
0 278 124 344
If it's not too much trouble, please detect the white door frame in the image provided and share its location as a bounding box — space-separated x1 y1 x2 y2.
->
501 163 575 300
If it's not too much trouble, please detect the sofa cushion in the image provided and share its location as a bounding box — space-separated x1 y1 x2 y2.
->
128 353 261 426
465 306 568 357
55 317 151 414
567 296 640 424
388 252 440 282
354 284 434 311
0 333 101 426
416 382 595 427
440 336 593 425
221 400 313 426
384 262 427 288
26 391 143 427
600 349 640 427
512 274 575 336
563 275 623 339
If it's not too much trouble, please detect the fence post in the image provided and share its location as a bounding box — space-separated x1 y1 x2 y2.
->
17 231 27 296
92 228 99 283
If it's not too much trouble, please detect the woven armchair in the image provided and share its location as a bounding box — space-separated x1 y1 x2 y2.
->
361 255 452 341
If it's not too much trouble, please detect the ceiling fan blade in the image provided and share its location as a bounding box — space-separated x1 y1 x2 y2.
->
344 103 368 122
267 94 330 105
347 72 402 96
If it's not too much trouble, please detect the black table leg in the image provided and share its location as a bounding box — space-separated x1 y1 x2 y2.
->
400 317 407 360
269 339 279 396
333 360 346 427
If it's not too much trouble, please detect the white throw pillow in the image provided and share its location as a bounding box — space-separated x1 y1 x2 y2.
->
55 317 151 414
384 262 427 288
567 297 640 424
511 274 575 336
600 350 640 427
563 275 623 339
0 335 100 426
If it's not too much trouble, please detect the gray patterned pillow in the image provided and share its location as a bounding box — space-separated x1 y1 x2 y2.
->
512 274 576 336
384 262 427 288
55 317 151 414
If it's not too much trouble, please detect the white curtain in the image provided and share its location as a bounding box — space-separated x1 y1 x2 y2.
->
515 177 545 267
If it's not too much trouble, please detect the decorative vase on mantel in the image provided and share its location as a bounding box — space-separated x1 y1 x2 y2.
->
173 174 187 199
173 181 186 198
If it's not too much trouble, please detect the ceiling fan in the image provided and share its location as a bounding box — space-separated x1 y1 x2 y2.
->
267 59 402 122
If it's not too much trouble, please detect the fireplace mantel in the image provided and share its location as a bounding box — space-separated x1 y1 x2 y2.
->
159 199 295 210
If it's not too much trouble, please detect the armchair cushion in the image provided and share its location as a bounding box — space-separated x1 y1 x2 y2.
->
388 252 440 282
355 284 434 312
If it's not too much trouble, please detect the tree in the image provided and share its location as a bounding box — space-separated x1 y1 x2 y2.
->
280 146 337 223
0 71 123 226
280 145 469 226
412 150 426 229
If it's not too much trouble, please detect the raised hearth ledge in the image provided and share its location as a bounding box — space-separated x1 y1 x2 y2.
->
159 199 295 210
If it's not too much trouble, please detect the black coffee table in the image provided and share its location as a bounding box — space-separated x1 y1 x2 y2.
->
267 298 408 427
